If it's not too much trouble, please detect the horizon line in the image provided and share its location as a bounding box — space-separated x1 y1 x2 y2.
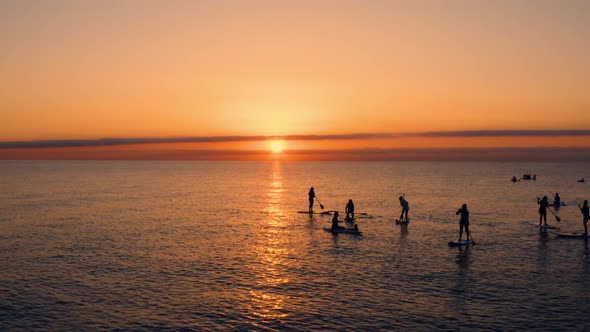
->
2 146 590 162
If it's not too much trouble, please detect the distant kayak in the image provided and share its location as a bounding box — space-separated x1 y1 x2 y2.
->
552 231 587 239
323 227 362 235
448 239 475 247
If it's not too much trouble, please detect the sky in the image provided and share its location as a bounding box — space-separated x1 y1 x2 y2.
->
1 0 589 160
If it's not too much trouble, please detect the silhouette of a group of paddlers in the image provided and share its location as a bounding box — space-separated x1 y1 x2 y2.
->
307 180 590 243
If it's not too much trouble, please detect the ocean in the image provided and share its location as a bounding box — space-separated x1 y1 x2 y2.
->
1 161 589 331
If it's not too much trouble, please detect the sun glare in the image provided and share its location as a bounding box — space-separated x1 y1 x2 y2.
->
269 140 285 154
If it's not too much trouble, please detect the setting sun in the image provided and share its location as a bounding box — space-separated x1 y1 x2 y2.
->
269 140 286 154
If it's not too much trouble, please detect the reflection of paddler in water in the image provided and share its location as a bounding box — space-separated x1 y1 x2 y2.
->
456 204 471 242
579 200 589 237
308 187 315 213
456 245 471 268
537 196 549 226
345 199 355 220
331 211 346 232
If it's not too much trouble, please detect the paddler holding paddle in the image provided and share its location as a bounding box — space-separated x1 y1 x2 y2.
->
456 204 471 243
579 200 589 237
308 187 316 213
537 196 549 226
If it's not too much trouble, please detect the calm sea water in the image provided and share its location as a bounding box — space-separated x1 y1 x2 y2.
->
1 161 590 331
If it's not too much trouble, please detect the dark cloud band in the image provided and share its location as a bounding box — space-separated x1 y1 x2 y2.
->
1 130 590 149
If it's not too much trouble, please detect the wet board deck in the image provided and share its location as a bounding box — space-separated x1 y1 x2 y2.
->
323 227 362 235
448 240 475 247
297 211 332 215
552 232 587 238
531 223 558 229
344 216 374 222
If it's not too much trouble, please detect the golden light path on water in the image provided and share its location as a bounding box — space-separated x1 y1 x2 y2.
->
246 161 289 323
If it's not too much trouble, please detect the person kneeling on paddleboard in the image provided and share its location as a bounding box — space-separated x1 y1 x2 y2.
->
331 211 346 232
580 200 589 237
456 204 470 243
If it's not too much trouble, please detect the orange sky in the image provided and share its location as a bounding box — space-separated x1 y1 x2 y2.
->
1 1 589 160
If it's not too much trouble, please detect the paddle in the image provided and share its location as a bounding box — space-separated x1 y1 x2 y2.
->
547 206 561 222
315 196 325 209
467 229 476 245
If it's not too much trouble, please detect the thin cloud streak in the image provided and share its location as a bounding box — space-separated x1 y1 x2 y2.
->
2 130 590 149
411 130 590 138
0 134 391 149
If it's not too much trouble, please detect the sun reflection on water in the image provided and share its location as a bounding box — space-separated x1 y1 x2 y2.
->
246 161 290 321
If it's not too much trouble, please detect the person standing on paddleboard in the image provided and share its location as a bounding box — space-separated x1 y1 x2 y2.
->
345 199 355 221
579 200 589 237
399 196 410 222
537 196 549 226
308 187 316 213
456 204 470 242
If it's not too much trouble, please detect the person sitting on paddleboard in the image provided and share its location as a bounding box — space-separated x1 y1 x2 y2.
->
456 204 470 242
553 193 561 207
308 187 316 213
399 196 410 222
345 199 355 221
537 196 549 226
580 200 589 237
580 178 585 183
511 176 518 182
331 211 345 232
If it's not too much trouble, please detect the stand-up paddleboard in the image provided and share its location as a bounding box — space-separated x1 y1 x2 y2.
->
552 231 587 239
531 223 558 229
297 211 332 215
323 227 362 235
448 239 475 247
395 219 410 225
549 202 567 207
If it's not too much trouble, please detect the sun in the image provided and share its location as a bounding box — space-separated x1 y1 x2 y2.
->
268 140 286 153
